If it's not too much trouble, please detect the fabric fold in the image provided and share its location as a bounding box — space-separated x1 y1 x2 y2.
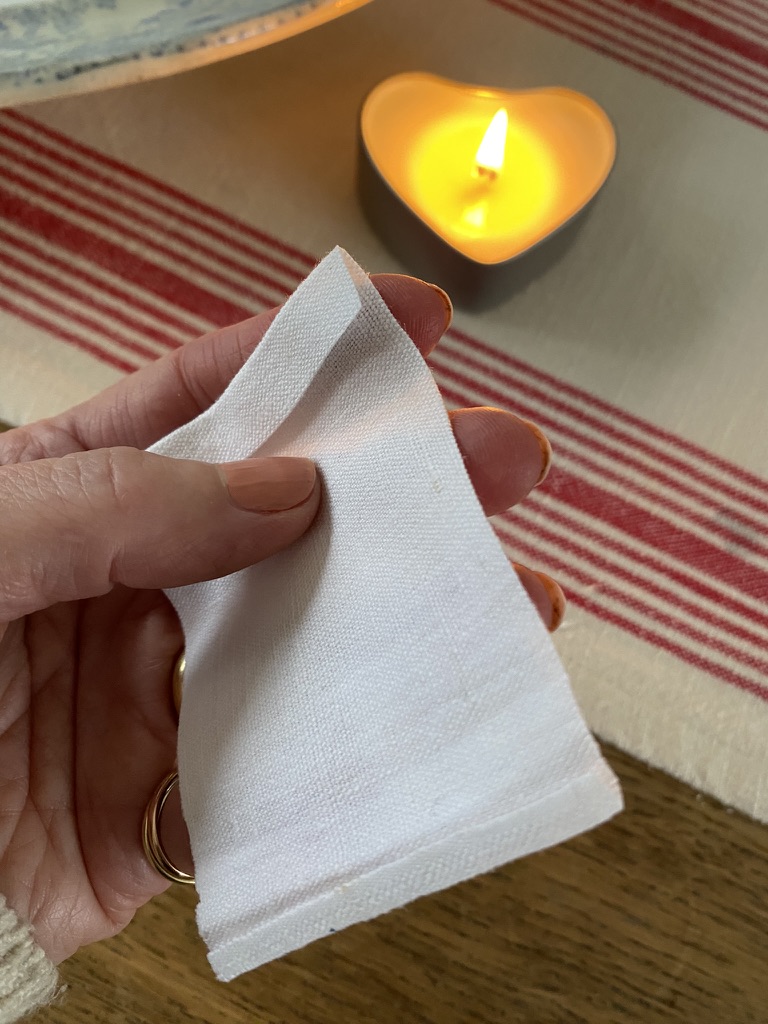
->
150 247 622 981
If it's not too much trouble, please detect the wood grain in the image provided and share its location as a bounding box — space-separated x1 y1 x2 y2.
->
30 745 768 1024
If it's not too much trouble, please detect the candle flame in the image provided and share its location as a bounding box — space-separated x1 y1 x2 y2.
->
474 108 508 180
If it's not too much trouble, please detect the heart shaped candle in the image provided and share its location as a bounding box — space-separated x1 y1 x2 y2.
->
358 73 616 308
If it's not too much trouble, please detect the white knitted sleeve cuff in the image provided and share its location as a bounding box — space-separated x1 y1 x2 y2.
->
0 895 59 1023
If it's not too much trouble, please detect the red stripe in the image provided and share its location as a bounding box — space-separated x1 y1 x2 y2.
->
0 295 137 375
0 186 250 327
488 0 768 132
0 225 200 339
442 333 768 512
501 495 768 672
432 362 768 600
437 350 768 556
448 333 768 507
541 428 768 563
519 485 768 634
444 350 768 688
432 353 768 554
3 110 316 271
448 327 768 499
0 160 280 314
0 243 180 354
542 466 767 603
0 267 163 364
0 134 293 301
498 512 768 676
454 385 768 630
583 0 768 95
435 359 768 570
695 0 768 39
498 522 768 701
509 0 768 114
618 0 768 68
0 118 306 288
445 380 768 632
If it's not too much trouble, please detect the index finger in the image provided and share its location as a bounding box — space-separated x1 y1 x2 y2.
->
6 275 452 460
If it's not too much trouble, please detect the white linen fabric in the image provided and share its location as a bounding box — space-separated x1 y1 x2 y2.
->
150 247 621 981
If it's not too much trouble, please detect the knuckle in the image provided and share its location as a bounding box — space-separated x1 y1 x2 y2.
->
170 346 215 415
0 425 51 465
0 421 84 465
0 448 147 616
78 446 144 509
22 446 146 514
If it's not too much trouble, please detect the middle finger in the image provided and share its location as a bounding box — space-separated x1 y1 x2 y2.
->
450 407 551 516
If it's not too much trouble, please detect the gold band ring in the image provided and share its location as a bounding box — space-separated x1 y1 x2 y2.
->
141 769 195 886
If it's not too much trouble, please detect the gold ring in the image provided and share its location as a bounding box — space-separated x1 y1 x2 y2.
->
141 770 195 886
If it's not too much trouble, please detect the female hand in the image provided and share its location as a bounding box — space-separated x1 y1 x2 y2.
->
0 275 562 965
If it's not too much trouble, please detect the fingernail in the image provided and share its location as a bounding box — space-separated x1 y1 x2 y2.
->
520 419 552 485
534 570 567 631
514 563 567 632
426 282 454 331
221 457 316 513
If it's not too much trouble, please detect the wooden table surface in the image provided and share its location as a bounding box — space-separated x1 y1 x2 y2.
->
31 745 768 1024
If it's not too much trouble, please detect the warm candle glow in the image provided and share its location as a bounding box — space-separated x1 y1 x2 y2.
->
474 108 508 180
409 117 557 256
360 74 616 265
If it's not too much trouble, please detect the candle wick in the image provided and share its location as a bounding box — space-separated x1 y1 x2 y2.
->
475 164 499 183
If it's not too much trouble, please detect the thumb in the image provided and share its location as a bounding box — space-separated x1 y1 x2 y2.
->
0 447 320 619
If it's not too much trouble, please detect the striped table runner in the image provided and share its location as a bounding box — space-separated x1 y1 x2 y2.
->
491 0 768 131
1 0 767 820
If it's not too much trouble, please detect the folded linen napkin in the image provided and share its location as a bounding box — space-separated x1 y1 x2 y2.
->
150 247 622 981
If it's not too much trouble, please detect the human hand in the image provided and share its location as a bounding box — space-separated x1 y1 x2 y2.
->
0 276 563 965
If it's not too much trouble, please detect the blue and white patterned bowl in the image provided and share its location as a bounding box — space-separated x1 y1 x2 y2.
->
0 0 371 107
